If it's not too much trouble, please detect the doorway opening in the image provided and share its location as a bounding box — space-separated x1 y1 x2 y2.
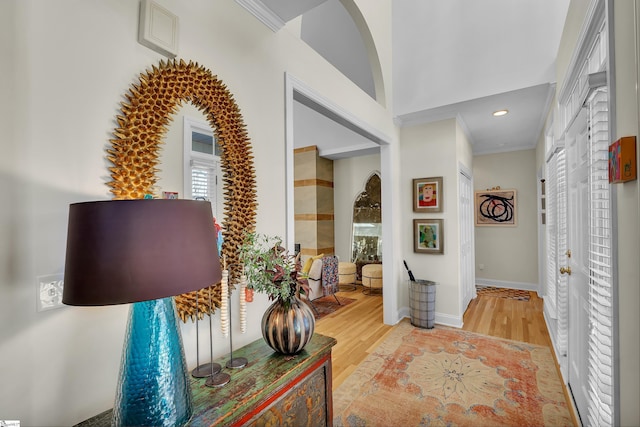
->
284 73 397 324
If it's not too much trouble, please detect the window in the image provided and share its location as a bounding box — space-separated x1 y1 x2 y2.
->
183 116 223 220
586 88 614 427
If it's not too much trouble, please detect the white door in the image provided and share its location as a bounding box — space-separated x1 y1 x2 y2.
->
459 167 475 310
564 108 590 423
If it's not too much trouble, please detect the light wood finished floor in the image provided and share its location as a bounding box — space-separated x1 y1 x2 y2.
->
314 286 578 426
313 287 394 388
461 290 552 346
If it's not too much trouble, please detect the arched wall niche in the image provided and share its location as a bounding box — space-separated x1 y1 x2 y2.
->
107 59 257 322
338 0 386 106
299 0 386 106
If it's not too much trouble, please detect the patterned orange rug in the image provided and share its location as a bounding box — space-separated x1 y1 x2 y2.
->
476 285 531 301
310 295 356 320
334 320 573 426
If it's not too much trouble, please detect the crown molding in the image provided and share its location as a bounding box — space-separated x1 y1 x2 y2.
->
234 0 285 32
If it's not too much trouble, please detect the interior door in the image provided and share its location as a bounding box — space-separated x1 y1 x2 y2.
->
564 108 589 423
459 167 475 309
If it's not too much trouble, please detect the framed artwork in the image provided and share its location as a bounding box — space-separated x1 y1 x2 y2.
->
413 219 444 254
413 177 443 212
474 188 517 226
162 191 179 199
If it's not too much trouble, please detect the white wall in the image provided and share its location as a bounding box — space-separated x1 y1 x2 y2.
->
399 119 464 326
333 154 381 261
0 0 396 425
473 149 539 289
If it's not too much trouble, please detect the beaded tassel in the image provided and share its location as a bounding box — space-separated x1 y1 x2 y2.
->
239 274 247 333
220 269 229 338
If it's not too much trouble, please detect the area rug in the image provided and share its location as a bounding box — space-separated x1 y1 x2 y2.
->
310 295 356 320
333 320 573 426
476 285 531 301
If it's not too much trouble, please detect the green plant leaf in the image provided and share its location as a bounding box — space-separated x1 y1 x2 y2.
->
238 231 300 301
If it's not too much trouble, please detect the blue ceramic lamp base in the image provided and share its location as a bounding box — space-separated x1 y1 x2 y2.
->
112 297 192 427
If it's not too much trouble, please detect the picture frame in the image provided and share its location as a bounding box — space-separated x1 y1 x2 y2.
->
413 219 444 254
162 191 179 199
474 188 517 226
413 177 443 212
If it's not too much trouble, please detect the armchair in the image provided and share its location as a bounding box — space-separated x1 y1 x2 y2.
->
304 255 341 307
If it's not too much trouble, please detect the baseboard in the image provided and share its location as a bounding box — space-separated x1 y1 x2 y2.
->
397 310 463 329
434 312 463 328
476 278 539 293
544 308 568 380
397 306 410 322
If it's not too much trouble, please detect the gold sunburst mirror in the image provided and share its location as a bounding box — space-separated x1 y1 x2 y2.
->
107 59 257 322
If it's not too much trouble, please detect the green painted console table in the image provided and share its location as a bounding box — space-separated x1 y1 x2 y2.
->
76 333 337 427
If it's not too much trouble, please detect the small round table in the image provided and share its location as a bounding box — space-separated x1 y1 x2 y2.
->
361 264 383 295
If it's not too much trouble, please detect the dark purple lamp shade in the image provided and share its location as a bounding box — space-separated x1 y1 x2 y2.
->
63 199 222 306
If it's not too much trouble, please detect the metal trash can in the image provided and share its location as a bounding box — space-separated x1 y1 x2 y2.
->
409 279 437 329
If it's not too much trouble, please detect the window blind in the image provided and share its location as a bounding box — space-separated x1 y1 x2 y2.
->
555 148 568 357
545 154 558 318
191 158 216 206
586 88 613 427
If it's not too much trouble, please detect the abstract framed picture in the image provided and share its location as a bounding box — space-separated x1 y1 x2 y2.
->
474 188 517 226
413 219 444 254
413 177 443 213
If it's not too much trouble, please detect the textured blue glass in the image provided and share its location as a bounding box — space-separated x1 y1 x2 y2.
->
113 298 192 427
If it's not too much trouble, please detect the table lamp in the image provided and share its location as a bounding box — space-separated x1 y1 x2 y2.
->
63 199 222 427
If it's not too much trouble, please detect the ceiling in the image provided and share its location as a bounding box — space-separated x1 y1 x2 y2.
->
240 0 571 158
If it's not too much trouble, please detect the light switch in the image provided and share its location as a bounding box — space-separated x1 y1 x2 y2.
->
37 274 64 312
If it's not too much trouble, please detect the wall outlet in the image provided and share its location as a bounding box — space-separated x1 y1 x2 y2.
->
37 274 65 312
479 264 485 270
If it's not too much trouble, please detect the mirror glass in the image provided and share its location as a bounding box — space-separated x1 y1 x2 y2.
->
156 103 224 222
351 173 382 263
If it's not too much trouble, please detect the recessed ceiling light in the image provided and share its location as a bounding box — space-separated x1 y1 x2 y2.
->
493 109 509 117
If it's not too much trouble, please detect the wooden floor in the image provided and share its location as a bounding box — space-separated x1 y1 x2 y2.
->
314 285 578 426
461 289 552 346
313 286 394 388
